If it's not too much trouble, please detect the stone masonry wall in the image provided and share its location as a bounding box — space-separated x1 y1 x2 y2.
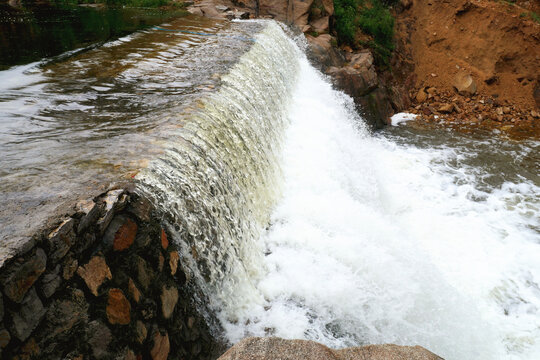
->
0 187 225 360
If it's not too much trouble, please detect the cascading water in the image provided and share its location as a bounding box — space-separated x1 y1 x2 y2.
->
137 21 540 360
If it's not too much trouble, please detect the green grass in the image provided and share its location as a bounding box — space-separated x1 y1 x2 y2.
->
530 11 540 23
52 0 177 7
333 0 395 67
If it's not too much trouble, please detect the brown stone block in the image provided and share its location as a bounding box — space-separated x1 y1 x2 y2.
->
113 218 138 251
106 289 131 325
150 330 170 360
77 256 112 296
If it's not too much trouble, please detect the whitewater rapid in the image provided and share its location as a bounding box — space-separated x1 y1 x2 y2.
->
138 21 540 360
216 23 539 360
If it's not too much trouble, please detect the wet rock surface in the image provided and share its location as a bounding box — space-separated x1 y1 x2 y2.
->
218 337 443 360
0 188 224 359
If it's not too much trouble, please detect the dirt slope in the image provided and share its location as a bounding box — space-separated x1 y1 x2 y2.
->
394 0 540 110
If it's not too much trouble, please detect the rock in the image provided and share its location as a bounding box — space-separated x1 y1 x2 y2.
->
9 288 46 341
306 34 344 71
311 16 329 33
169 251 180 275
438 104 454 113
0 328 10 348
496 107 504 115
187 6 204 16
117 348 137 360
453 72 477 96
135 256 154 291
75 199 101 234
128 278 141 303
135 321 147 344
62 255 78 280
87 321 111 360
77 256 112 296
327 51 378 97
106 289 131 325
40 264 62 298
161 229 168 250
127 195 152 222
291 0 313 27
150 330 170 360
503 106 511 114
415 88 428 103
0 247 46 303
218 337 443 360
161 286 179 319
215 5 229 11
39 289 89 347
531 110 539 118
97 189 124 234
321 0 334 15
113 218 138 251
47 218 76 264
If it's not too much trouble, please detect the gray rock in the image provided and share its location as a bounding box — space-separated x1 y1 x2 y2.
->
75 199 101 234
8 288 46 341
41 264 62 298
47 218 75 264
87 320 112 359
97 189 124 234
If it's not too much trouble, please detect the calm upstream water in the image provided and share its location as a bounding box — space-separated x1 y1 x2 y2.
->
0 5 260 242
1 8 539 360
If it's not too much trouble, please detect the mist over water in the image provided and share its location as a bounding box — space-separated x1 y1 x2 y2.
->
137 21 540 360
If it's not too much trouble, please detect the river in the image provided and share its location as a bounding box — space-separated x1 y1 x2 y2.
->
1 7 539 360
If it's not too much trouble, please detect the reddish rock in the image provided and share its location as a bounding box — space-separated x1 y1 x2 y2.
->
169 251 180 276
416 88 428 103
453 72 477 96
161 229 169 250
77 256 112 296
150 331 170 360
321 0 334 15
0 247 46 303
160 286 179 319
106 289 131 325
113 218 138 251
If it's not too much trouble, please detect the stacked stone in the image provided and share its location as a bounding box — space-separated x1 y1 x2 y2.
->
0 189 223 360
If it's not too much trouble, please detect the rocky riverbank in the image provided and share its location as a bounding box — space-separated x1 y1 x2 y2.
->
185 0 540 137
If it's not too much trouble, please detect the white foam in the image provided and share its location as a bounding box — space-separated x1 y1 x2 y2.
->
218 46 540 360
391 112 417 126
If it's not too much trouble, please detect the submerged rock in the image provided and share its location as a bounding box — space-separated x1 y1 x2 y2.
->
218 337 443 360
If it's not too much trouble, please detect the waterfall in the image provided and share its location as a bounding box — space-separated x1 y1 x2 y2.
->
137 20 540 360
136 21 300 320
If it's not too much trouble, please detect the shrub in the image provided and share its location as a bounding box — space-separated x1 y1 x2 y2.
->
334 0 360 44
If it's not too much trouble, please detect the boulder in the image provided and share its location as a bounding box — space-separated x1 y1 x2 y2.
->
453 72 477 96
415 88 428 103
160 286 179 319
311 16 329 33
218 337 443 360
438 103 454 113
305 34 344 71
321 0 334 15
327 51 378 97
291 0 314 27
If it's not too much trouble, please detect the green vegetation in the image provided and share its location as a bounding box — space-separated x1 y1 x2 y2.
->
51 0 178 8
333 0 395 67
529 11 540 23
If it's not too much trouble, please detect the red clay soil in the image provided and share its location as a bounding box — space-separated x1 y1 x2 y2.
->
394 0 540 110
